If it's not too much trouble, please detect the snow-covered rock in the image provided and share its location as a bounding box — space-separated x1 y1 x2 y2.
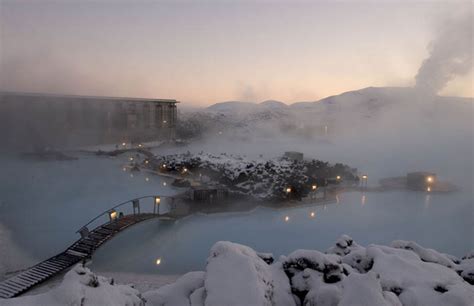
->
391 240 456 268
142 237 473 306
143 271 205 306
5 238 472 306
1 265 145 306
204 241 295 306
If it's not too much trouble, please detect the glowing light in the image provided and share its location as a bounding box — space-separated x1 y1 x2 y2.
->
130 174 134 178
122 142 126 146
182 167 188 173
138 144 142 148
426 176 433 183
163 182 167 186
218 131 223 135
427 187 431 192
145 177 149 182
284 216 290 222
155 258 161 265
129 157 134 161
155 197 161 205
336 175 341 180
109 210 117 221
312 185 317 191
362 175 368 179
145 160 149 164
163 120 167 124
122 167 126 172
162 164 166 168
310 212 315 218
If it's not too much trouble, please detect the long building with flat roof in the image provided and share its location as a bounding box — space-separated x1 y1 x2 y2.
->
0 91 179 150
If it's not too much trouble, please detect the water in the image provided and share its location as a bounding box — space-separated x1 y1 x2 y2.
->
89 189 473 274
0 130 472 277
0 152 182 276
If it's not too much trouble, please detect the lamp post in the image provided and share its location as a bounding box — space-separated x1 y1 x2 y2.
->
311 184 317 199
154 197 161 214
108 209 118 222
361 175 368 189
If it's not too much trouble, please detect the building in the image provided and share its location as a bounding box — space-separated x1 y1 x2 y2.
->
0 92 178 150
283 151 304 161
406 172 436 190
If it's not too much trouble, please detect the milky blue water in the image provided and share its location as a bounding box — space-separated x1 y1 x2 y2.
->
0 123 472 277
89 188 472 274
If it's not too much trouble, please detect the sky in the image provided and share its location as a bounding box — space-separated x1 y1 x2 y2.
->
0 0 472 106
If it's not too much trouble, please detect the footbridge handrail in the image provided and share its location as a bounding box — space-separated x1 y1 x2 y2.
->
76 194 174 234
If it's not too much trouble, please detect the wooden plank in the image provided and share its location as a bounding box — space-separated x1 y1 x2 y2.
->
25 269 48 279
57 253 82 262
51 258 73 266
4 278 26 289
76 242 94 250
42 259 67 268
81 239 98 247
0 285 16 295
39 262 63 271
37 262 61 272
95 228 114 236
70 248 91 256
1 281 22 291
8 279 30 289
65 249 88 258
31 265 55 275
17 274 39 284
0 290 15 299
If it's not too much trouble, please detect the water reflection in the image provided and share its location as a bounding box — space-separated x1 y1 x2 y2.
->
310 211 316 218
361 194 366 206
424 194 431 208
155 258 162 265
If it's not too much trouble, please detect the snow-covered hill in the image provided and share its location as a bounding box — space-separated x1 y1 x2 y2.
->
178 87 472 140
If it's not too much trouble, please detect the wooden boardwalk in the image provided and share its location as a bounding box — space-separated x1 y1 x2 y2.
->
0 213 169 299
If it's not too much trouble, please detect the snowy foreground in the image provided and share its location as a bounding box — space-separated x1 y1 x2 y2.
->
3 236 473 306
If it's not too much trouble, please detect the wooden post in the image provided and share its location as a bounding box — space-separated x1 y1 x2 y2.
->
132 199 140 214
79 227 89 238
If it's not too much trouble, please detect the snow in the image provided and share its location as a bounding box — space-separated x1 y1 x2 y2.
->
143 271 205 306
146 237 473 306
204 241 294 306
4 237 473 305
1 265 145 306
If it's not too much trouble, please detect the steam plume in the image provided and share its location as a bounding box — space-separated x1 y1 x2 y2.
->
415 10 473 94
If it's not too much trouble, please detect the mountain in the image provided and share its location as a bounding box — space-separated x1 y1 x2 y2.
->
206 101 257 113
259 100 288 109
179 87 473 139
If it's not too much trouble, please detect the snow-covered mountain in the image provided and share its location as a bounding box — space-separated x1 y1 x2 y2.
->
178 87 473 139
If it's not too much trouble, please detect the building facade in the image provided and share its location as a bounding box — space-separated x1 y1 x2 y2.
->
0 92 178 150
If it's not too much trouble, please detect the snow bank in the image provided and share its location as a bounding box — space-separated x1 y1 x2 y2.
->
1 265 145 305
4 237 472 306
143 271 204 306
143 237 473 306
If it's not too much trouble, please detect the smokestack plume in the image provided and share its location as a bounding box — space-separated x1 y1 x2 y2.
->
415 10 473 94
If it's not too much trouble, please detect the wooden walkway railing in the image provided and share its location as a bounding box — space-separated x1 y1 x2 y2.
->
0 195 174 299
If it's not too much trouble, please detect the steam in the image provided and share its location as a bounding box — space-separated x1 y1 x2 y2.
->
415 10 473 94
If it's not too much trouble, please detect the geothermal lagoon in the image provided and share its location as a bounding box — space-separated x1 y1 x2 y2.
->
1 145 471 279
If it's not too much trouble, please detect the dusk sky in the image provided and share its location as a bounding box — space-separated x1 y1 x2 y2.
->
1 0 472 105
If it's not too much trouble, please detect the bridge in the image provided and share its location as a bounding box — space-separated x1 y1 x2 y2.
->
0 195 175 299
